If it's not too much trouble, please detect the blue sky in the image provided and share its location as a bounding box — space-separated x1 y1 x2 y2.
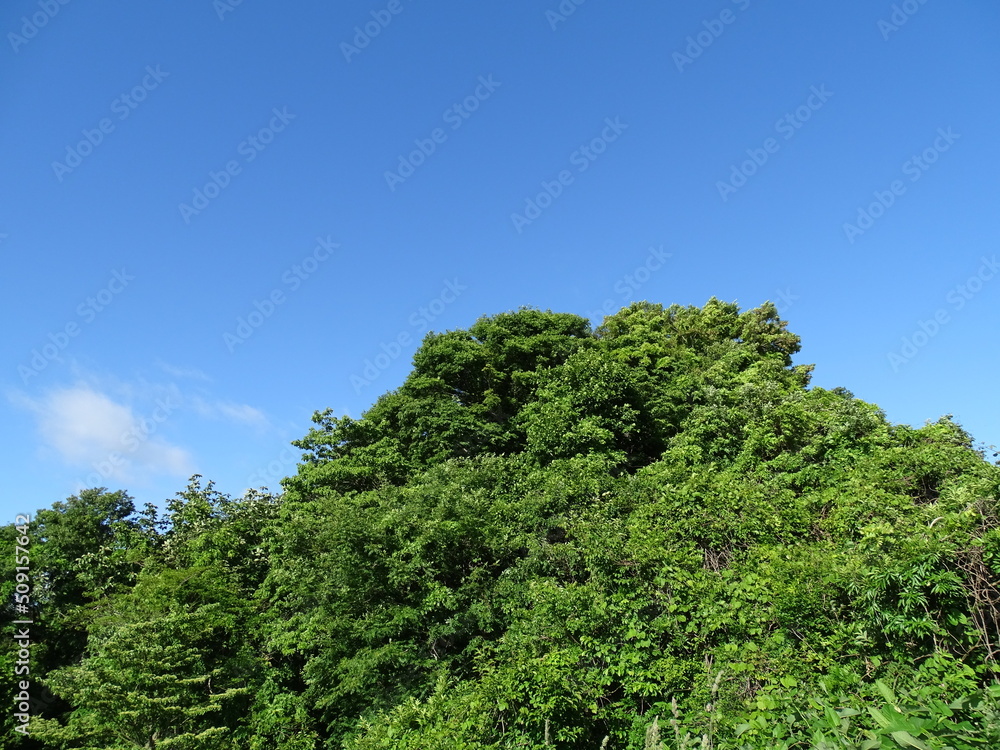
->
2 0 998 520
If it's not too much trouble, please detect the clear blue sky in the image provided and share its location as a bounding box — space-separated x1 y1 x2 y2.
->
2 0 998 520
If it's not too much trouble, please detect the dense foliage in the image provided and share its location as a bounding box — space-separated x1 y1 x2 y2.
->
4 300 1000 748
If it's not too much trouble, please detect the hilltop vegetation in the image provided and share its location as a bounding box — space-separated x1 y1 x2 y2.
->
4 299 1000 748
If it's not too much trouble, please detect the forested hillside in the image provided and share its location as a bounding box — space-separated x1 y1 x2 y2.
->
4 300 1000 749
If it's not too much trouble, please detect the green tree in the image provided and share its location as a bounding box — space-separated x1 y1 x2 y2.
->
16 299 1000 749
32 566 257 749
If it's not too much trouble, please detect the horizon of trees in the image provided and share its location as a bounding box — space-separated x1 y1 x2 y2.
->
3 299 999 748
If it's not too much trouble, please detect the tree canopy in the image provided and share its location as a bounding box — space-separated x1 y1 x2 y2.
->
5 299 999 748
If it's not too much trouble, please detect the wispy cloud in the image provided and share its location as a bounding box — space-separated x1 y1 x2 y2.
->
9 364 270 488
155 360 212 382
11 385 194 483
191 397 269 427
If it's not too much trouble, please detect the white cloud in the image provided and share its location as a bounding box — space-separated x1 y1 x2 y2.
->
190 396 269 428
12 385 194 484
155 360 211 382
214 401 268 426
9 365 271 492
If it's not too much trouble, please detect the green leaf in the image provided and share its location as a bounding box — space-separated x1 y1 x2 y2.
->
890 730 930 749
876 679 899 707
868 707 891 729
